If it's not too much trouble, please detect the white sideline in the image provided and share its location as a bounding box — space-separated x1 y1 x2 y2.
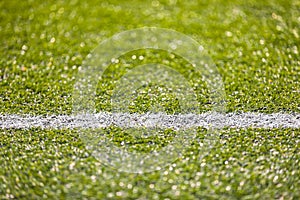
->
0 112 299 129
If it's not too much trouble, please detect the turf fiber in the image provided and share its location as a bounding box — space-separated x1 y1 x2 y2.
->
0 0 299 199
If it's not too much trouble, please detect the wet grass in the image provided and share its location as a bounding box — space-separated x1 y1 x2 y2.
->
0 0 299 199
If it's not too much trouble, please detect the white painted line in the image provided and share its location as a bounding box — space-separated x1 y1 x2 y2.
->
0 112 299 129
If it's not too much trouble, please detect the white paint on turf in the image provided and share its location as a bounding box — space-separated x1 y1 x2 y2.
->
0 112 299 129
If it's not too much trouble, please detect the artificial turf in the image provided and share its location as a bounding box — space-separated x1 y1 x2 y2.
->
0 0 299 199
1 128 299 199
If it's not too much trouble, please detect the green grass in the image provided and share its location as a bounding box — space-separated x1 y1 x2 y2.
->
0 0 300 199
1 128 299 199
0 0 299 115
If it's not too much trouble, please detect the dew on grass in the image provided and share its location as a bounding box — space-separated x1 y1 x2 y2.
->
225 185 231 191
50 37 56 43
225 31 233 37
259 39 265 45
111 58 119 63
21 45 28 51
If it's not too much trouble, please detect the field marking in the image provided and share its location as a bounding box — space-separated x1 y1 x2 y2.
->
0 112 299 129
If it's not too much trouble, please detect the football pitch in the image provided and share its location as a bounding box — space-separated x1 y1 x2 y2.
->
1 0 300 199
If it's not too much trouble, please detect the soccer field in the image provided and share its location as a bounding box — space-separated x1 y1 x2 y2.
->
1 0 300 199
